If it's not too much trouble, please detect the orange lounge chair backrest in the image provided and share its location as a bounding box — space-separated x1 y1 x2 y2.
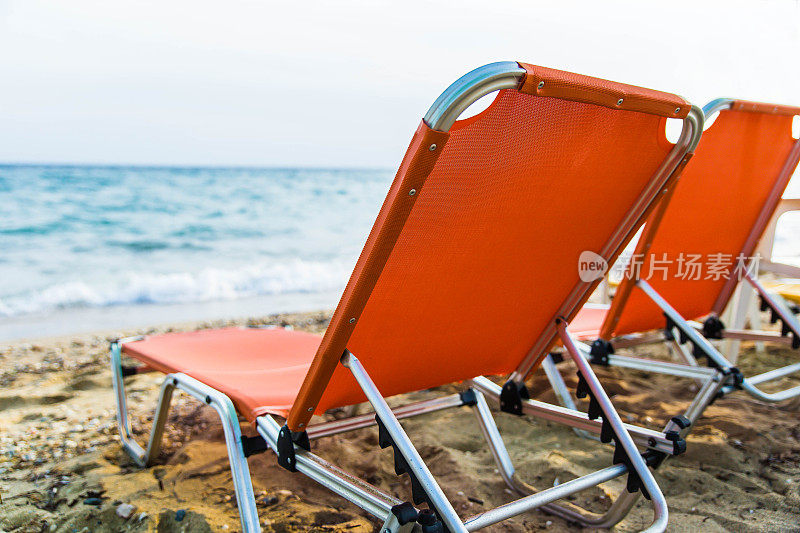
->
605 100 800 338
287 62 695 430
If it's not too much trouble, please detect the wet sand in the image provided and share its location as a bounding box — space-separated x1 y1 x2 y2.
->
1 310 799 531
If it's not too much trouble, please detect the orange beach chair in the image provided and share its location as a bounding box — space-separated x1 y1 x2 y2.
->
544 98 800 428
110 62 701 532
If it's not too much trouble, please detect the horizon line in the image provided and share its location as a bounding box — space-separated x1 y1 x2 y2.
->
0 161 394 172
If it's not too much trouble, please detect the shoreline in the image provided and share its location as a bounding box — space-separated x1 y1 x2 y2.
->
0 291 342 344
2 310 800 531
4 254 800 344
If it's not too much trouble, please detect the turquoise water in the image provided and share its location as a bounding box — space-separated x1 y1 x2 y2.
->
0 165 393 336
1 164 799 340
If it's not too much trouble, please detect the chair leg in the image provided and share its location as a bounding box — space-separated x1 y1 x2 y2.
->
110 341 261 532
540 354 599 440
342 351 467 533
557 375 727 530
110 338 152 466
468 386 646 530
638 278 800 403
545 338 721 427
557 320 668 533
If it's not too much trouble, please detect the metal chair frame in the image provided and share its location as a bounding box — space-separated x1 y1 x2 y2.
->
113 319 685 532
541 99 800 414
110 61 703 532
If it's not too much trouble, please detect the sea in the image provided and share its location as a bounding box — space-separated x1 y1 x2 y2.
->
0 165 393 341
1 164 799 342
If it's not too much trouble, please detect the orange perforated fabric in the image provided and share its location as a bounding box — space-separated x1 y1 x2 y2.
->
122 328 322 421
519 64 690 118
290 89 680 423
608 108 800 337
286 123 449 427
568 305 610 340
732 100 800 116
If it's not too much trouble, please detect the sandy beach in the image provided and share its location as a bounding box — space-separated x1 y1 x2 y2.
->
2 310 799 532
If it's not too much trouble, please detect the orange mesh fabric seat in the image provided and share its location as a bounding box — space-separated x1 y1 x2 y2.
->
541 99 800 439
117 64 694 428
567 304 609 340
602 100 800 338
111 62 701 532
290 65 694 421
123 328 321 420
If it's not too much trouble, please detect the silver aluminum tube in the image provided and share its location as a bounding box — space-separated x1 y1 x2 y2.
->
110 339 148 465
683 373 725 424
747 362 800 385
540 354 579 411
469 377 679 456
307 394 464 439
547 402 705 531
467 378 643 529
720 329 793 344
540 355 598 440
702 98 734 119
144 378 175 462
111 339 260 531
256 415 401 519
463 465 627 531
468 389 517 488
602 353 717 380
636 280 734 372
381 513 417 533
570 337 717 380
111 340 178 465
165 373 260 532
341 351 467 533
740 380 800 403
543 490 641 529
733 273 800 400
510 105 704 383
668 339 700 367
423 61 526 131
557 321 668 533
665 339 708 387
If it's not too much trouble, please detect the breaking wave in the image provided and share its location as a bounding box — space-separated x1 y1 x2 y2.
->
0 259 350 317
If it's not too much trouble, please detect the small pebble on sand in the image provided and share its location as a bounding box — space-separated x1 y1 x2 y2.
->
116 503 137 519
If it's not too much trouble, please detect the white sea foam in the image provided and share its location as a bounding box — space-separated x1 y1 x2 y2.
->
0 259 351 318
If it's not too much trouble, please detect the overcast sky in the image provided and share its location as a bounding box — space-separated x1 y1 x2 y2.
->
1 0 799 179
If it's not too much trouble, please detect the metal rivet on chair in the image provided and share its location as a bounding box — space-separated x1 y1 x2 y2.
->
349 317 356 324
307 407 313 412
617 98 624 106
408 189 416 196
674 107 681 114
537 81 544 89
429 144 437 151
